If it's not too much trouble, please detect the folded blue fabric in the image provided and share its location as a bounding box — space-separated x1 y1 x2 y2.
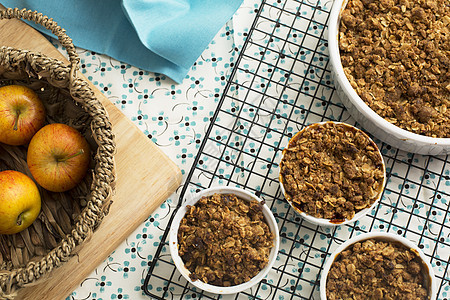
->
1 0 243 83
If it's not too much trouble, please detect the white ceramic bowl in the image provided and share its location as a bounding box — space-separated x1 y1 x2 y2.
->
169 186 280 294
320 232 437 300
279 121 386 227
328 0 450 155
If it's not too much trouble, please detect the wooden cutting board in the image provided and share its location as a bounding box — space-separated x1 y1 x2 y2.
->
0 9 182 300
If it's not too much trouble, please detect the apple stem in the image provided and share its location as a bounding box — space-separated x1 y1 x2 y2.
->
57 149 85 162
13 110 20 131
16 213 23 226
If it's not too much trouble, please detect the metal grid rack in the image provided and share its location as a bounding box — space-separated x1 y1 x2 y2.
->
144 0 450 298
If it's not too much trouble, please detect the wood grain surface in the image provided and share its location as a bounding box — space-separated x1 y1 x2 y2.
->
0 11 182 300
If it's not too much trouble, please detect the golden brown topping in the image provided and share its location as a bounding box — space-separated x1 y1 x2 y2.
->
327 239 430 300
280 122 384 221
339 0 450 137
177 193 274 287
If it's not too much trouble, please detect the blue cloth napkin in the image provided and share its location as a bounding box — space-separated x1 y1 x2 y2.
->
1 0 243 83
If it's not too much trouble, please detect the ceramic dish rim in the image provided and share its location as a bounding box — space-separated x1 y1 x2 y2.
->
278 121 386 226
168 186 280 294
319 232 437 300
327 0 450 151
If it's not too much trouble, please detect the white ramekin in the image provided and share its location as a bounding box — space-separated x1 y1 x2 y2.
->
320 232 437 300
279 121 386 227
169 186 280 294
328 0 450 155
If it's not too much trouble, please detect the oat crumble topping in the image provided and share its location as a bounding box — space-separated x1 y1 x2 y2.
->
326 239 431 300
339 0 450 138
177 193 274 287
279 122 385 221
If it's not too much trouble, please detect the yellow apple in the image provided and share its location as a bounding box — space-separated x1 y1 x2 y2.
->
27 123 91 192
0 170 41 235
0 85 46 146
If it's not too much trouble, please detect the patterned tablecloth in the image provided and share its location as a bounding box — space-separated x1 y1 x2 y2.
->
62 1 257 299
62 0 450 299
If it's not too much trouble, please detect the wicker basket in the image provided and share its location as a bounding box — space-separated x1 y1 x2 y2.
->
0 8 116 299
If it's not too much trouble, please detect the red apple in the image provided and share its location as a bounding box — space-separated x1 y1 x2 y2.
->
27 123 91 192
0 170 41 235
0 85 46 145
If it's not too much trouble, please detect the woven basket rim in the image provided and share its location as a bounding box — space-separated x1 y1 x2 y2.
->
0 8 116 299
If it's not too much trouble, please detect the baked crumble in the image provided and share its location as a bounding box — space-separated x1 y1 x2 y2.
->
326 238 431 299
339 0 450 137
279 122 385 221
177 193 274 286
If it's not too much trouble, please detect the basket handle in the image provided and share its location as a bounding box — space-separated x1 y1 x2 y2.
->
0 7 80 77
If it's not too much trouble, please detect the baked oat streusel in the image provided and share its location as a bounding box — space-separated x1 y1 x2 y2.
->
326 239 430 300
339 0 450 137
177 193 274 287
279 122 385 221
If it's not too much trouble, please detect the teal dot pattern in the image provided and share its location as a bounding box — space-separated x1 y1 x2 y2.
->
61 0 450 299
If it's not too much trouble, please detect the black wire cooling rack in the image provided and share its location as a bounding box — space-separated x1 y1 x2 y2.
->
144 0 450 299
